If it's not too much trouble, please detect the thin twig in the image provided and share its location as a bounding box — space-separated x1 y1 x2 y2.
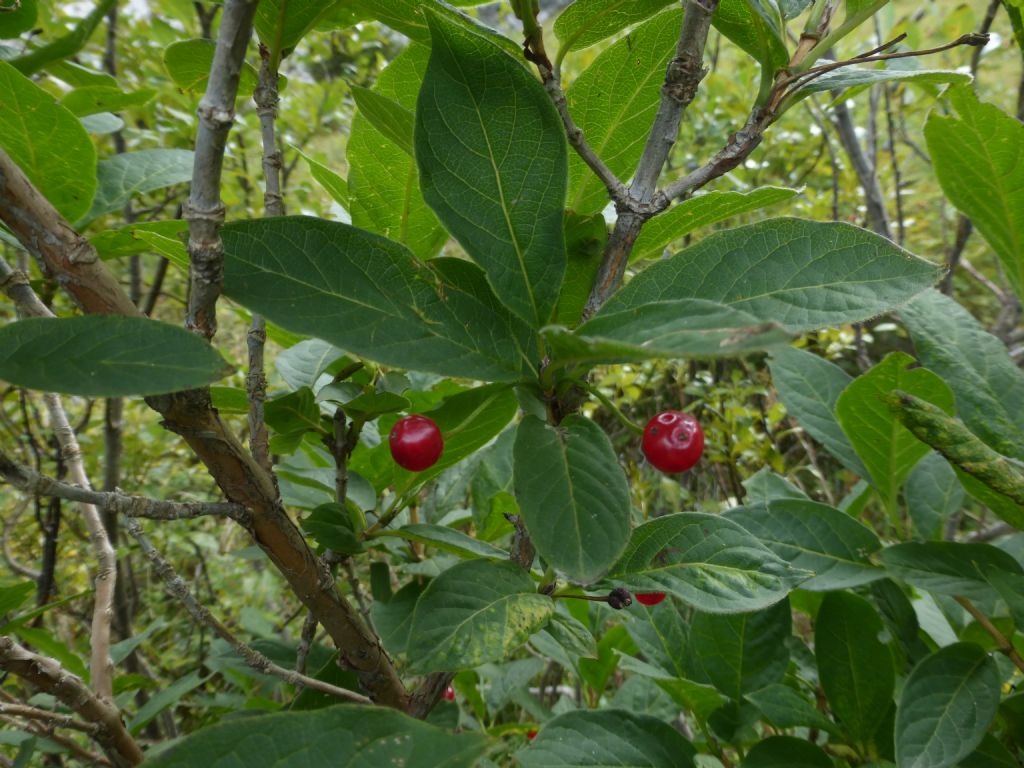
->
0 702 100 735
127 518 373 704
955 596 1024 674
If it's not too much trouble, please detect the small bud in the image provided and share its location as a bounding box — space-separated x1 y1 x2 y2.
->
607 587 632 610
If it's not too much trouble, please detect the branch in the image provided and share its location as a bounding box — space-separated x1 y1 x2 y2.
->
126 519 373 705
955 596 1024 674
0 258 116 704
0 702 101 735
0 448 248 523
185 0 260 340
0 637 144 767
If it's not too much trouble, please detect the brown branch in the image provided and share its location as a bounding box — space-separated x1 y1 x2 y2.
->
127 519 373 704
955 596 1024 674
184 0 260 340
0 636 144 767
0 702 101 735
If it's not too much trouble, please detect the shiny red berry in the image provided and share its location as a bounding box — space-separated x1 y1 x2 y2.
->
635 592 667 606
527 730 538 741
641 411 704 473
443 685 455 701
389 414 443 471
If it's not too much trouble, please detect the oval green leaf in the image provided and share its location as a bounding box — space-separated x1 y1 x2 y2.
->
0 316 232 397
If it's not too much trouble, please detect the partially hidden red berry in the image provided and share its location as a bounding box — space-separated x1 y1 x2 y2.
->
635 592 667 606
527 730 538 741
642 411 704 473
389 414 444 471
443 685 455 701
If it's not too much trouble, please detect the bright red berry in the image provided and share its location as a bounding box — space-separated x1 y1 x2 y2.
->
635 592 667 606
641 411 704 473
443 685 455 701
527 730 538 741
389 414 443 471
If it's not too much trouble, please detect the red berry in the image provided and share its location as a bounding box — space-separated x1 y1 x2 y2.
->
527 730 538 741
641 411 704 473
443 685 455 701
635 592 667 606
389 414 443 471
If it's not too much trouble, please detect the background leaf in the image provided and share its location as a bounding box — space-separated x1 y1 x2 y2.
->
0 316 231 397
553 0 676 54
905 453 964 540
416 11 567 327
513 415 631 583
407 559 553 673
879 541 1023 603
83 148 194 224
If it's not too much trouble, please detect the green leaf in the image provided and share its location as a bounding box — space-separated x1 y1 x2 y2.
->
879 542 1023 603
416 11 567 327
163 39 261 95
334 391 409 419
959 734 1021 768
632 187 800 262
374 524 508 560
83 148 194 225
740 736 832 768
906 453 964 540
687 599 791 700
90 220 189 260
407 559 553 673
725 499 883 591
0 581 34 618
372 580 425 657
221 217 536 382
296 149 348 208
894 643 1000 768
348 44 446 259
0 316 232 397
608 512 810 613
0 60 96 221
712 0 789 71
275 340 346 392
925 86 1024 303
544 299 793 367
513 415 631 583
0 0 37 38
741 468 810 504
768 346 868 477
516 709 695 768
146 704 488 767
793 68 970 100
351 85 414 157
264 388 323 436
554 0 675 54
602 219 942 332
815 591 894 748
835 351 954 510
59 86 156 117
347 0 521 54
901 289 1024 461
746 684 839 734
80 112 124 134
564 7 682 215
300 504 363 555
254 0 335 55
555 211 607 326
129 669 209 735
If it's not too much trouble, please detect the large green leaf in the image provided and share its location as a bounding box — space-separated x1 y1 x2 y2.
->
348 44 446 260
375 524 508 561
162 39 261 95
254 0 335 54
608 513 809 613
746 685 839 734
351 85 414 157
564 8 681 215
0 60 96 221
545 299 793 367
879 542 1023 603
901 289 1024 461
0 0 37 37
516 709 695 768
712 0 788 72
905 453 964 541
925 86 1024 302
894 643 1000 768
513 415 631 583
793 68 970 100
601 219 942 332
59 86 156 117
687 599 791 700
554 0 675 54
0 316 231 397
725 500 883 591
406 560 553 673
220 218 536 382
346 0 520 54
146 704 487 767
740 736 832 768
768 346 868 477
815 591 894 749
632 187 799 262
835 351 954 511
416 11 567 327
83 149 194 224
